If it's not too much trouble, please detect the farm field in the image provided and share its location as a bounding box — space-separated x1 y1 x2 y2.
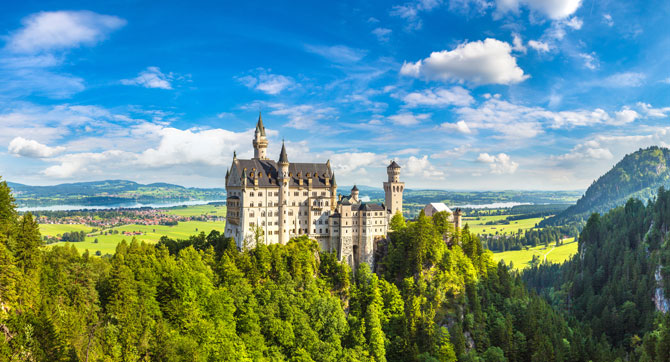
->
163 204 226 217
492 238 578 270
462 215 547 235
46 221 226 255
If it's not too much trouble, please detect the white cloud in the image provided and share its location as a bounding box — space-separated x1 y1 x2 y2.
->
328 152 386 175
402 86 473 107
305 44 367 63
440 120 472 134
579 52 598 70
613 108 640 125
564 17 583 30
603 14 614 26
553 140 614 162
637 102 670 118
431 144 470 159
6 10 126 53
121 67 174 89
403 155 444 178
477 152 518 174
388 112 431 126
512 33 526 53
528 40 551 52
372 27 392 42
601 72 646 87
8 137 65 158
268 104 337 129
390 0 442 30
400 38 529 85
237 70 294 95
496 0 582 20
455 97 640 139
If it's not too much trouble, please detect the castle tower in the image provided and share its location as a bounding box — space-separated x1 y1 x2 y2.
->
278 141 290 244
330 173 337 212
351 185 359 202
384 161 404 216
253 113 268 160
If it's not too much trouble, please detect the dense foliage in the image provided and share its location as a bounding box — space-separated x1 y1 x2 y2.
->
0 177 607 361
543 146 670 226
481 225 581 252
525 187 670 360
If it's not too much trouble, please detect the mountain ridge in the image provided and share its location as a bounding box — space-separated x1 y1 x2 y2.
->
542 146 670 226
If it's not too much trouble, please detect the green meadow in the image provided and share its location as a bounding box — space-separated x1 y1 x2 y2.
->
45 221 227 255
163 204 226 217
462 215 547 235
491 238 578 270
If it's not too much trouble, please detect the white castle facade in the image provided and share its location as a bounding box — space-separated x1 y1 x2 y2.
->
224 114 404 269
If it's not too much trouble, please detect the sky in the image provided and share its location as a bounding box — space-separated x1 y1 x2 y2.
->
0 0 669 190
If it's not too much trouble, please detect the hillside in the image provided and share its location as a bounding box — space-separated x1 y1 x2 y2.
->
8 179 226 207
523 187 670 359
542 146 670 226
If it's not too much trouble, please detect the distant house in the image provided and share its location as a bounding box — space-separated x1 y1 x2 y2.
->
424 202 453 218
424 202 463 231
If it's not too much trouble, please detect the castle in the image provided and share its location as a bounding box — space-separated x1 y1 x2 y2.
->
224 114 404 269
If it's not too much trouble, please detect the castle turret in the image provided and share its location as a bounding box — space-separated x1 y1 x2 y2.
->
330 173 337 211
253 113 268 159
351 185 359 202
278 141 290 244
453 208 463 230
383 161 404 216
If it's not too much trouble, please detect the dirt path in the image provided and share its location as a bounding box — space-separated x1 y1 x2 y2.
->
543 247 556 262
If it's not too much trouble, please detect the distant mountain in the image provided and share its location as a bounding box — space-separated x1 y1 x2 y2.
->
7 180 226 207
542 146 670 226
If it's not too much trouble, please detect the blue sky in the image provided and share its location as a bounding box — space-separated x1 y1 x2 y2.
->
1 0 669 190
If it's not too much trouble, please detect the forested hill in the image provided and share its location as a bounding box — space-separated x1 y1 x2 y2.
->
542 146 670 226
7 179 226 206
523 187 670 360
0 177 617 361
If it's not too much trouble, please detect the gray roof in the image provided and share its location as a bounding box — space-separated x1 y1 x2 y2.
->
231 158 333 188
351 185 358 191
388 160 401 169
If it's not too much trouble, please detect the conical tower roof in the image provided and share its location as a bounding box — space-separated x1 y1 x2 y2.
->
279 141 289 164
255 112 266 137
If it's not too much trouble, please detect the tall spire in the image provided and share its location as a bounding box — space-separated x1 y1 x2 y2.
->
255 112 266 137
253 113 269 159
278 140 289 164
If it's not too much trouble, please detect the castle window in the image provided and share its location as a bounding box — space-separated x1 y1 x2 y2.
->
258 192 263 196
250 212 254 217
250 192 254 196
259 202 263 207
313 229 316 233
261 211 266 217
312 192 317 196
294 192 299 196
288 210 293 216
262 221 265 226
321 192 325 196
319 229 322 233
250 202 254 207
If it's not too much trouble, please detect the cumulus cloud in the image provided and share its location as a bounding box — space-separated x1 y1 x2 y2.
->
403 155 444 178
637 102 670 118
8 137 65 158
400 38 529 85
553 140 614 162
401 86 474 107
6 10 126 53
372 27 392 42
477 152 519 174
613 108 640 124
237 70 294 95
431 144 470 159
121 67 174 89
528 40 551 52
388 112 431 126
496 0 582 20
328 152 387 175
440 120 472 134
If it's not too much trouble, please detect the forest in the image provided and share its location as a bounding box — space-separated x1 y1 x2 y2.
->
0 178 616 361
